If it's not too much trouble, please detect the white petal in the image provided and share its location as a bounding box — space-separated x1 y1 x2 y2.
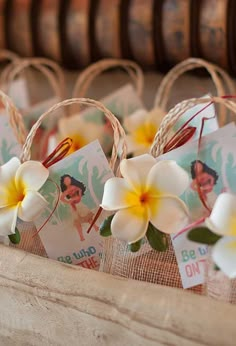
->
124 109 148 132
0 205 18 236
212 237 236 278
15 161 49 192
47 134 59 155
81 123 104 143
58 115 83 137
205 193 236 236
111 206 149 243
59 115 103 142
126 135 148 155
0 157 20 184
0 157 21 207
150 196 189 234
147 107 165 125
120 155 156 192
147 160 189 196
18 190 48 222
101 177 139 210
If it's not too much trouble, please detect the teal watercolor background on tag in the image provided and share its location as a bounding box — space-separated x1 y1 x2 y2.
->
39 141 113 225
35 141 114 267
0 116 21 164
173 96 218 141
158 123 236 288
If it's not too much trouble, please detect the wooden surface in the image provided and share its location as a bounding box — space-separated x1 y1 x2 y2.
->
64 0 91 68
95 0 122 59
7 0 33 57
198 0 229 69
162 0 191 66
128 0 156 67
35 0 61 62
0 244 235 345
0 0 6 49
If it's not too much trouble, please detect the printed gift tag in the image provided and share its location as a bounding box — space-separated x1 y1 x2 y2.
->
8 78 30 110
0 113 21 164
173 95 218 140
23 96 61 160
35 140 114 270
158 122 236 288
23 96 61 129
78 83 143 122
55 84 143 155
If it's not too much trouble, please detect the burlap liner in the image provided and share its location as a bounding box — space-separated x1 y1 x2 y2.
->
205 248 236 304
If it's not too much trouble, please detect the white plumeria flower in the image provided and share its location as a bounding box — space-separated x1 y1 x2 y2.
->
57 114 105 155
0 157 49 236
101 154 189 244
206 193 236 278
124 108 165 155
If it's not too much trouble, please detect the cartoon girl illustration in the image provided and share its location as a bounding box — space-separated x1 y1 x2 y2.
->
190 160 218 208
60 174 99 241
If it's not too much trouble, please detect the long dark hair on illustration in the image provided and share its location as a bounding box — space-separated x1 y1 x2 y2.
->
60 174 86 196
190 160 219 184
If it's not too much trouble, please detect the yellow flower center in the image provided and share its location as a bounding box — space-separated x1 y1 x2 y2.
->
227 241 236 250
67 134 87 155
140 192 150 205
133 122 158 147
4 178 25 206
229 215 236 236
124 186 161 217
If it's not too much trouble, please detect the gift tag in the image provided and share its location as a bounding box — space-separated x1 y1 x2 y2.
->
35 140 114 269
0 113 21 164
79 83 144 121
56 84 143 155
23 96 61 160
8 78 30 110
23 96 61 129
173 95 219 140
158 122 236 288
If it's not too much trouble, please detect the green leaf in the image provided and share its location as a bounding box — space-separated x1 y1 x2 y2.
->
8 228 21 244
129 239 142 252
187 227 222 245
214 263 220 271
99 214 114 237
146 223 168 252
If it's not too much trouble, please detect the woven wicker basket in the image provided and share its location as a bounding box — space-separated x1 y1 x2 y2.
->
0 57 236 344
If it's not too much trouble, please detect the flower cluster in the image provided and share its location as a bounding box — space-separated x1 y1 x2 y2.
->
124 108 165 156
188 192 236 278
100 154 189 250
0 157 48 239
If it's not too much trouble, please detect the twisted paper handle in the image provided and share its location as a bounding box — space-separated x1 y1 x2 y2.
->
20 98 127 173
154 58 236 126
0 49 19 62
151 96 236 157
0 57 65 100
0 90 27 145
72 58 144 99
